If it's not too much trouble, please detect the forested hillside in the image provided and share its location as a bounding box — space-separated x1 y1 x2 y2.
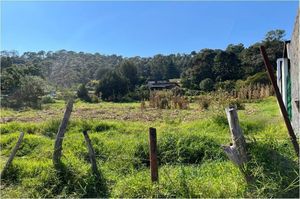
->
1 29 285 106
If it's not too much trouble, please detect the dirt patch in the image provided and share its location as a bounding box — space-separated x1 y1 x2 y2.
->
1 105 205 124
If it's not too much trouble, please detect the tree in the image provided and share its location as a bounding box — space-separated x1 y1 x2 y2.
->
213 51 241 81
11 76 45 108
241 29 284 77
240 43 263 77
77 84 91 102
264 29 285 42
199 78 214 92
226 43 245 56
95 67 111 80
0 56 12 69
95 71 129 101
181 49 217 89
165 60 179 79
118 61 138 88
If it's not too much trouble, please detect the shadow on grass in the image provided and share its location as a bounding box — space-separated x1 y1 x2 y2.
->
53 161 108 198
1 164 21 185
244 142 299 198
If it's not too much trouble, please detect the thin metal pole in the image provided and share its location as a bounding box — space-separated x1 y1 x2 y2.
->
260 46 299 157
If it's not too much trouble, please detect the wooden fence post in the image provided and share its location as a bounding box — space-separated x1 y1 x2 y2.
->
149 127 158 182
53 99 73 167
222 107 248 166
1 132 25 179
82 130 100 177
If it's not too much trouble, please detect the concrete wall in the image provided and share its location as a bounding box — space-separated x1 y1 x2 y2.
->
287 9 300 135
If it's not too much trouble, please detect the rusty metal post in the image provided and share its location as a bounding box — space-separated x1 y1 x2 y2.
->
260 46 299 157
149 127 158 182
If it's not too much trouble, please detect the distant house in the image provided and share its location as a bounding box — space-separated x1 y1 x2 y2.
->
147 80 179 90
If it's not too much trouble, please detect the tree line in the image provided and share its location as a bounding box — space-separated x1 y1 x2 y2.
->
1 29 285 106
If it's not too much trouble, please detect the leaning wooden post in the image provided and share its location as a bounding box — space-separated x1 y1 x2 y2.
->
82 130 100 177
1 132 25 179
222 107 248 166
149 127 158 182
53 99 74 167
260 46 299 157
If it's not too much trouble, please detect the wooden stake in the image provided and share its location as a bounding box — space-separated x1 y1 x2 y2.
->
260 46 299 157
149 127 158 182
53 99 74 167
1 132 25 179
222 107 248 166
83 130 100 177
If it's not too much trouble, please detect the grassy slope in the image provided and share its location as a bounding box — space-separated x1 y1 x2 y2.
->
0 97 298 198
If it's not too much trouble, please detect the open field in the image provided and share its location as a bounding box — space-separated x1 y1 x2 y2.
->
0 97 299 198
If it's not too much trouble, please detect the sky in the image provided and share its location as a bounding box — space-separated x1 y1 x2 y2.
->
1 1 299 57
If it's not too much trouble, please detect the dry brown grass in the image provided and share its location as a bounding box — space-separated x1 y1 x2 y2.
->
149 90 189 109
236 84 273 100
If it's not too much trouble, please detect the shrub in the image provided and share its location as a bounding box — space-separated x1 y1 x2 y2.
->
197 95 211 110
90 94 100 103
41 96 55 104
245 72 270 86
149 90 189 109
199 78 214 92
215 80 236 92
77 84 91 102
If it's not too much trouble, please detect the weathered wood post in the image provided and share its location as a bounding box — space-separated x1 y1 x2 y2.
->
82 130 100 177
149 127 158 182
222 107 248 166
0 132 25 179
53 99 74 167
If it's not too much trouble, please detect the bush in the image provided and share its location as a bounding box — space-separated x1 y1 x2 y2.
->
77 84 91 102
197 95 211 110
41 96 55 104
149 90 189 109
90 94 100 103
199 78 214 92
184 89 201 96
245 72 270 86
215 80 236 92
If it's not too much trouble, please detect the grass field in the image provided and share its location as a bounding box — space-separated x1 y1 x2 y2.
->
0 97 299 198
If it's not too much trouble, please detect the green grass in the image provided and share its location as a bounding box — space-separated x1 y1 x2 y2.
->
0 97 298 198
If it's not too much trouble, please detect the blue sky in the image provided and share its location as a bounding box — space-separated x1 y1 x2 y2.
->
1 1 299 57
